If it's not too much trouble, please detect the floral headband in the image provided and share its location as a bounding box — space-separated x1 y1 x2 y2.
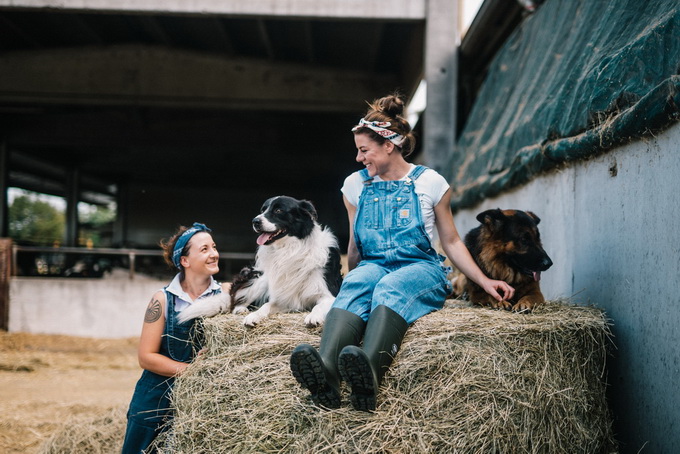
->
351 118 406 147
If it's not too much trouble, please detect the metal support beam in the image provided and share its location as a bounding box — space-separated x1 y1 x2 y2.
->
65 168 80 247
113 181 128 247
0 45 397 113
0 0 427 21
423 0 458 181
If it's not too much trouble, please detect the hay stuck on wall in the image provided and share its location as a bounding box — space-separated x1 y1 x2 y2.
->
157 300 617 454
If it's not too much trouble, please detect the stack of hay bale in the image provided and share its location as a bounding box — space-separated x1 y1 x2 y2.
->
160 300 617 453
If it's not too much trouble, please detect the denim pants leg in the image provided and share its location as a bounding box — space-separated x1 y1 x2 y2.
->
332 262 388 322
122 371 173 454
371 261 449 324
122 417 160 454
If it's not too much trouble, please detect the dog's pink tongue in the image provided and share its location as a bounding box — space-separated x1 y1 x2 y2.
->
257 233 273 246
533 271 541 282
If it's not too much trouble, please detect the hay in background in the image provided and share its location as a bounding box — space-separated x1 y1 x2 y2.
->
159 300 617 454
37 406 126 454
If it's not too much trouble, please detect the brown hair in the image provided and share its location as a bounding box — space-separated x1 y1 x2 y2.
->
354 93 416 157
160 225 192 270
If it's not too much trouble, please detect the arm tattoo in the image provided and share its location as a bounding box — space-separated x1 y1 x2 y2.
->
144 298 162 323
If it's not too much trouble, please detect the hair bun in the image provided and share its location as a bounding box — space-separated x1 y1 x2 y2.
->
377 95 405 118
360 92 416 157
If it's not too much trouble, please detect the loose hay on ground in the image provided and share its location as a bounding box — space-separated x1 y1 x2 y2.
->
158 299 617 454
37 406 127 454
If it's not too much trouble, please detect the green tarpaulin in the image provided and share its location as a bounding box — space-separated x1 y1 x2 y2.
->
451 0 680 209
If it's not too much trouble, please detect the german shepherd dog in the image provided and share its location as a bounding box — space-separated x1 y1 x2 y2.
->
456 209 553 312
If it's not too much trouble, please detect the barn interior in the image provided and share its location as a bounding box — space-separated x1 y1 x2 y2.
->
0 0 523 278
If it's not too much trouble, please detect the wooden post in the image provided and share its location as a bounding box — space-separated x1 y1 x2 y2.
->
0 238 12 331
0 140 8 238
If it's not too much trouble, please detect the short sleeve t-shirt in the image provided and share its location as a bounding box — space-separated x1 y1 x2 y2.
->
341 164 450 242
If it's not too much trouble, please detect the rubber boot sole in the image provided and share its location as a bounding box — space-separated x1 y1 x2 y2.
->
337 346 377 412
290 344 341 409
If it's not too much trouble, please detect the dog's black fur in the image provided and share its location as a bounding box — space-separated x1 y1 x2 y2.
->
178 196 342 326
248 196 342 298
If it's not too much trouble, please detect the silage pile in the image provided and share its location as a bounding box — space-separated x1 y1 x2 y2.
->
158 299 617 454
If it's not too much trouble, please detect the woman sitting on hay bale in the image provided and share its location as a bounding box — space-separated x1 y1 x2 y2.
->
122 223 230 454
290 94 515 412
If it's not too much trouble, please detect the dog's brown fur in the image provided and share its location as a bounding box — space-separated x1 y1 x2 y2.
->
455 209 553 312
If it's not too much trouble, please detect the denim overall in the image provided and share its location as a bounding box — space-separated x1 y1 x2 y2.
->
122 287 218 454
332 165 451 324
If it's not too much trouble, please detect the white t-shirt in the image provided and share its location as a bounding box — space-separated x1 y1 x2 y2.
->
164 273 222 312
341 164 450 242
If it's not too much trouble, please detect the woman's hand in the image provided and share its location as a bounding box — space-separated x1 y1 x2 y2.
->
481 278 515 302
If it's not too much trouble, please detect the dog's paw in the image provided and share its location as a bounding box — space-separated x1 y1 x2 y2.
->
232 305 250 315
304 301 332 327
479 299 512 311
304 311 325 327
512 297 542 313
495 300 513 311
242 311 264 327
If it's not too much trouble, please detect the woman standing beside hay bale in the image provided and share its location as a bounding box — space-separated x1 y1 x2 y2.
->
290 94 515 412
122 223 229 454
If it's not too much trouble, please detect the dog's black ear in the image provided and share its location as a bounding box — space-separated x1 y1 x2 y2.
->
526 211 541 225
261 197 276 213
299 199 318 221
477 208 506 231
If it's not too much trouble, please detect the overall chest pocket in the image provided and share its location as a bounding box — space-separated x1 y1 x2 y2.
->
166 317 196 362
360 186 417 231
360 191 385 230
390 187 416 229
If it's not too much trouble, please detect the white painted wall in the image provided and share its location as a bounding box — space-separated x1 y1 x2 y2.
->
453 121 680 453
8 269 166 338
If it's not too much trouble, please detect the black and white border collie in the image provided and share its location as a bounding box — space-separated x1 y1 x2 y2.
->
177 196 342 327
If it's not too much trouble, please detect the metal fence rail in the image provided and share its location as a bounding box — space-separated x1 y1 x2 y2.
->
12 245 254 280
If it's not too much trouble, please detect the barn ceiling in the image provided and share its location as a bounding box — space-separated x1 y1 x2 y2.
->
0 2 426 203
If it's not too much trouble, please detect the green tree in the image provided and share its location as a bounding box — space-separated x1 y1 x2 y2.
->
9 195 65 245
78 202 116 247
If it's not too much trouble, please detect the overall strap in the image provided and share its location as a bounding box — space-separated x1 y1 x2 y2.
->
407 165 428 181
360 168 373 185
164 289 175 327
360 165 427 185
162 288 196 363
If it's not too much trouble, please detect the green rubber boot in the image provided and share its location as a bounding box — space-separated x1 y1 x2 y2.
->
338 305 409 412
290 308 365 409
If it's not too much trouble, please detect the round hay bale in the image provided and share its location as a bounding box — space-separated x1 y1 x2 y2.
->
158 300 617 453
37 406 126 454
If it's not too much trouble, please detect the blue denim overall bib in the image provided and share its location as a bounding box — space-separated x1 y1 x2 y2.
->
122 287 218 454
332 165 451 324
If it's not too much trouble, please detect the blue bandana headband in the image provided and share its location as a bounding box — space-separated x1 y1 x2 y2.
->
172 222 212 269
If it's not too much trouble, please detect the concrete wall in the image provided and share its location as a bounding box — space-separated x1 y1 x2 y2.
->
453 122 680 453
8 269 166 338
